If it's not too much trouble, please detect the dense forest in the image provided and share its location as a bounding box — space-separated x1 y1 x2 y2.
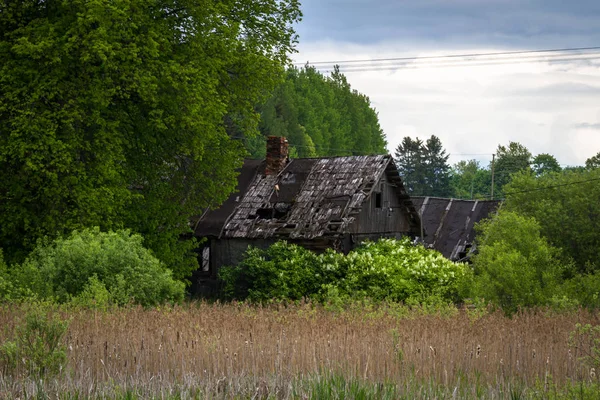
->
0 0 301 278
246 65 387 159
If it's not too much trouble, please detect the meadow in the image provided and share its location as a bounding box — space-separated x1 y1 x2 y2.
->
1 302 599 399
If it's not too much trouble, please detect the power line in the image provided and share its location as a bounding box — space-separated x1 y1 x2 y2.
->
482 176 600 199
294 46 600 66
316 55 600 73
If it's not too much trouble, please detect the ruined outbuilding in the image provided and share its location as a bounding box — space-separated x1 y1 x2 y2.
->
191 136 421 290
410 196 501 261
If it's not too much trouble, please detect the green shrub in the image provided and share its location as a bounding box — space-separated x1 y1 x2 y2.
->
569 323 600 371
559 272 600 310
219 242 321 302
219 238 468 305
18 228 185 306
472 210 568 314
0 306 69 377
337 238 468 304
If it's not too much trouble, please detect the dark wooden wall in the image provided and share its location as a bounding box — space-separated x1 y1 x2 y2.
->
350 174 411 235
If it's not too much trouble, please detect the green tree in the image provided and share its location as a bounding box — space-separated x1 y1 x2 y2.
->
0 0 301 279
586 152 600 170
472 210 566 314
394 135 451 196
450 160 492 199
492 142 532 196
14 228 185 306
255 65 387 158
394 137 427 195
531 153 561 176
424 135 451 197
503 168 600 274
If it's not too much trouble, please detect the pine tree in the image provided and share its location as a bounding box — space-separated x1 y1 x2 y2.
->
424 135 451 197
395 135 452 196
394 137 427 195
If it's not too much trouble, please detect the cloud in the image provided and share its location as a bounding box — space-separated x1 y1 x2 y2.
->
292 1 600 166
573 122 600 130
296 0 600 47
293 41 600 166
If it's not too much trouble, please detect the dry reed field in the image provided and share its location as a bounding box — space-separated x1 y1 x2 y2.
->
1 302 600 399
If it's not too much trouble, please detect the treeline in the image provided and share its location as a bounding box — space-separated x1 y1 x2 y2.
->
246 66 387 158
0 0 302 304
470 164 600 313
394 136 599 199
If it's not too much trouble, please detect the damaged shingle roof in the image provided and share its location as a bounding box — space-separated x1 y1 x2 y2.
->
410 196 501 260
194 155 420 240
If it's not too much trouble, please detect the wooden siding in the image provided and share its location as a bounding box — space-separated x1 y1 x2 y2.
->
350 174 412 234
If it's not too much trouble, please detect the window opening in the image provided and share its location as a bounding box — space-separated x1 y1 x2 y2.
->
201 247 210 272
375 192 382 208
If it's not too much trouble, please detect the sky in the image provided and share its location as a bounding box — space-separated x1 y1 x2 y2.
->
292 0 600 166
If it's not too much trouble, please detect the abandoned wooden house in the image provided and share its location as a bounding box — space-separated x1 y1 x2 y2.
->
410 196 501 261
191 136 421 290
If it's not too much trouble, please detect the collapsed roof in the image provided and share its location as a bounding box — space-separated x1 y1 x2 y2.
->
410 196 501 260
194 155 420 240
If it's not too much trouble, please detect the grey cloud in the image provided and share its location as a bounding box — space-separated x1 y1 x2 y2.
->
574 122 600 130
297 0 600 48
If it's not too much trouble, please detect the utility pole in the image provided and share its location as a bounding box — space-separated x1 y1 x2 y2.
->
490 154 495 200
470 179 474 200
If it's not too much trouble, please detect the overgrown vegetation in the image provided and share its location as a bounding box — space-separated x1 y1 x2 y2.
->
0 0 301 279
470 210 567 314
219 238 468 305
1 228 185 306
0 305 69 378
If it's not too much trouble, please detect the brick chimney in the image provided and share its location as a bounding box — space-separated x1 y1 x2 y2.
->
265 136 289 175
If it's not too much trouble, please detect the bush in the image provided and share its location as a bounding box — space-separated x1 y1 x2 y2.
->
17 228 185 306
0 306 69 377
219 242 321 302
219 238 468 305
337 238 468 304
471 210 567 314
569 323 600 371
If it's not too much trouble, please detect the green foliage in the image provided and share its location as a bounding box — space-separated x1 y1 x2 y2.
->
253 65 387 158
450 160 493 199
333 239 467 304
532 153 561 177
503 168 600 273
219 238 468 305
18 228 185 306
219 242 321 302
559 273 600 309
585 152 600 170
0 306 69 377
0 0 301 279
394 135 451 197
569 323 600 371
471 210 567 314
492 141 532 196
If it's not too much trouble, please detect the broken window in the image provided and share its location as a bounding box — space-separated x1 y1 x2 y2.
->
375 192 382 208
201 247 210 272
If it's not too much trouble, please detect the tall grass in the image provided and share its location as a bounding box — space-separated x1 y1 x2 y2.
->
0 302 598 398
